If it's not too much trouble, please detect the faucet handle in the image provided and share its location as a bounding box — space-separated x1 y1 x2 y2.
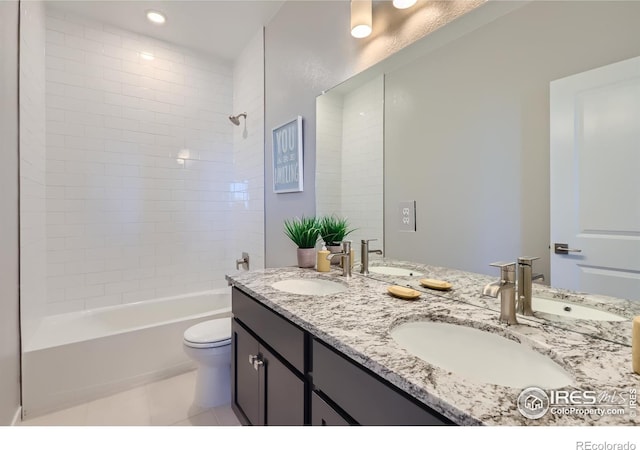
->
489 261 516 282
517 256 539 265
341 240 352 253
361 238 377 244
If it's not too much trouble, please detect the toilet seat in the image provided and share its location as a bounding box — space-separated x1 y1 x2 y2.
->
183 319 231 349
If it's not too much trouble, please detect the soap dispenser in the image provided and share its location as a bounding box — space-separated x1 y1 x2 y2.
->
317 243 330 272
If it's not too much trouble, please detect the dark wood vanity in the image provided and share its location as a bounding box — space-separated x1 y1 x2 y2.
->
230 287 453 426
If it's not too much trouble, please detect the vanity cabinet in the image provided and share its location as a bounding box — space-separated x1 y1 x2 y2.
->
231 288 305 425
231 286 454 426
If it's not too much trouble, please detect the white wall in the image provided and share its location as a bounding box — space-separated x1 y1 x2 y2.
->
43 9 234 314
0 0 21 426
384 1 640 281
20 0 48 345
232 29 265 271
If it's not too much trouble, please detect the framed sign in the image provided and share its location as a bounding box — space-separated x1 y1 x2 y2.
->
272 116 303 193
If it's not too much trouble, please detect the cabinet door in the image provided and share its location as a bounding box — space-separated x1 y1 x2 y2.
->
233 320 262 425
262 345 305 425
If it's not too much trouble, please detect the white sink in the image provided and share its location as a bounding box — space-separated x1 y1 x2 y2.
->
369 266 424 277
532 297 627 322
271 278 347 296
390 321 573 389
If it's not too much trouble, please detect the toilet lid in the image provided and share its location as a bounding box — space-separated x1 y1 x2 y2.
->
184 319 231 346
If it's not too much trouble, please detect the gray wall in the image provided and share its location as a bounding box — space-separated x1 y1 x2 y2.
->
0 0 22 425
384 1 640 281
264 0 483 267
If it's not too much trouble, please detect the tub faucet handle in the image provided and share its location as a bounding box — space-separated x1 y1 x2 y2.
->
236 252 250 271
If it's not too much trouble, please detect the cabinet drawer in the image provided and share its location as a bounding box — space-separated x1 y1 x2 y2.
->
312 339 452 425
311 391 351 426
232 287 305 373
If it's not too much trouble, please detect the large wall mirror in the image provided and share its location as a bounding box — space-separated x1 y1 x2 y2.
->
316 0 640 345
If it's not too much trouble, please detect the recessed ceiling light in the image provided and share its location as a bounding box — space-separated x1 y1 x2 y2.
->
146 10 166 25
393 0 417 9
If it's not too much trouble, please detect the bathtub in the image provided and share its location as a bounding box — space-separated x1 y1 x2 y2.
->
21 289 231 419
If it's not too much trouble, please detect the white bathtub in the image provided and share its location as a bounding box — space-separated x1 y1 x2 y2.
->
22 290 231 419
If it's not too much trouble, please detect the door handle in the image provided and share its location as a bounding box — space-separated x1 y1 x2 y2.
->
554 243 583 255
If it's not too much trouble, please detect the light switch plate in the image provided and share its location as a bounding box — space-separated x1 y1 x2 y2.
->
398 201 416 232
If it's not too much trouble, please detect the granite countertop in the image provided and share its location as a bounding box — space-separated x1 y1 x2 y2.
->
363 258 639 347
226 264 640 426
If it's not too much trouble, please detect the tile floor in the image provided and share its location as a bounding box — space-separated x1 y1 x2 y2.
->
19 370 241 426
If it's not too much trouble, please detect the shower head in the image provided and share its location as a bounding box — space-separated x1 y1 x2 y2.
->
229 112 247 126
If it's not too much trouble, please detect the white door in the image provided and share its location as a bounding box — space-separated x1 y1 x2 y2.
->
550 56 640 301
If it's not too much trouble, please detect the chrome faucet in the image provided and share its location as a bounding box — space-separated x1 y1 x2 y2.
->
517 256 544 316
327 240 352 278
360 239 383 275
482 262 518 325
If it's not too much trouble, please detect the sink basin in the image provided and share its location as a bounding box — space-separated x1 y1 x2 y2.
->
368 266 424 277
532 297 627 322
390 321 573 388
271 278 347 296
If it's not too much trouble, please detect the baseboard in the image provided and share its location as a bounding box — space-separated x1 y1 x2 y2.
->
11 406 22 426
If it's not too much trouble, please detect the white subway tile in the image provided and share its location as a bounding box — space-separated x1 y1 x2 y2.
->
65 284 104 301
46 29 65 45
48 273 85 290
84 27 121 46
46 43 85 62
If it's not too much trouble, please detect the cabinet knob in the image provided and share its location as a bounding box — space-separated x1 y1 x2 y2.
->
253 358 264 371
249 354 257 365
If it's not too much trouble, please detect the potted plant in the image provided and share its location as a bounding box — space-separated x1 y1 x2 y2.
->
318 215 354 264
284 216 320 268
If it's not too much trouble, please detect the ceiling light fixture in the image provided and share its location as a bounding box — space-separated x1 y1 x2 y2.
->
350 0 372 39
146 10 166 25
393 0 417 9
140 52 154 61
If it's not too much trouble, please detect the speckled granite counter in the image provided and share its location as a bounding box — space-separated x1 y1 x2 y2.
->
364 258 639 347
226 266 639 426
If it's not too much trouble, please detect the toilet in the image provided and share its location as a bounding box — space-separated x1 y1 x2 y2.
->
183 318 232 408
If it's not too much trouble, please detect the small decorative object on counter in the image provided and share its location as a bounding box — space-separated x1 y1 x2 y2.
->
284 216 320 268
419 278 453 291
319 215 355 265
633 316 640 374
387 285 421 300
316 243 331 272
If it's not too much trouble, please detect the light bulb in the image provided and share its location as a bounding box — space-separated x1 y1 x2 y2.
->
146 10 166 25
351 1 372 39
393 0 417 9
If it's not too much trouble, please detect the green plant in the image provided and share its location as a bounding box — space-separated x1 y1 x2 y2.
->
318 215 354 246
283 216 320 249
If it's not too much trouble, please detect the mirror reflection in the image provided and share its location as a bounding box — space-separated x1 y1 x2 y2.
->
315 1 640 346
316 75 384 250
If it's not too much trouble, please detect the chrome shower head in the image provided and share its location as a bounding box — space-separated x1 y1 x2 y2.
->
229 112 247 126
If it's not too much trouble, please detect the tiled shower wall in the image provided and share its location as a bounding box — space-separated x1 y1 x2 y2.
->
232 30 265 271
20 0 48 341
44 9 235 314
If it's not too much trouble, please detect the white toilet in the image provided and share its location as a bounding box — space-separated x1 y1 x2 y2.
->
183 318 232 408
